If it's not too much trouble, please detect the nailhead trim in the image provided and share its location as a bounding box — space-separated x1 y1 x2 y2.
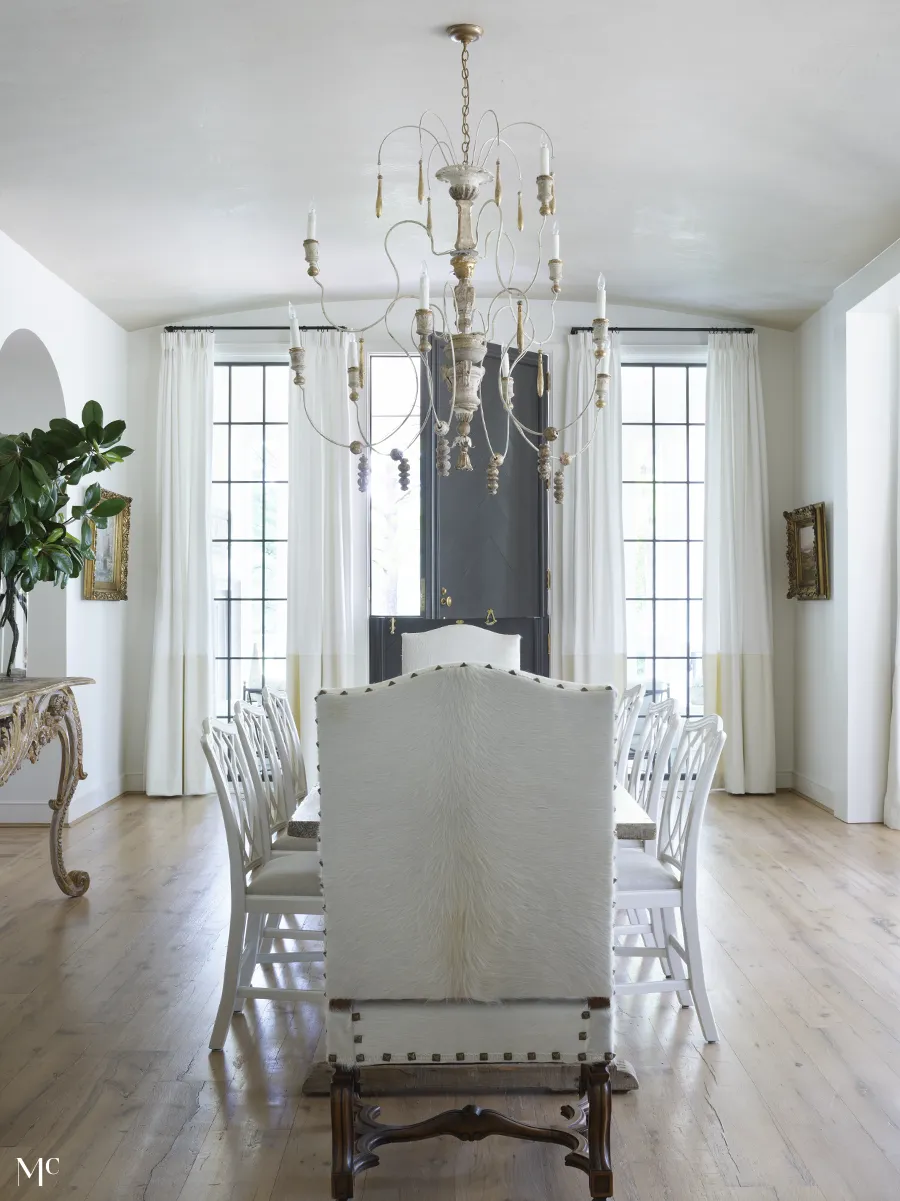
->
351 1013 361 1021
328 1054 337 1063
503 1052 512 1061
552 1052 561 1061
527 1052 536 1061
582 1010 590 1019
577 1052 587 1061
356 1054 365 1062
432 1053 441 1062
354 1035 362 1044
480 1052 489 1061
408 1052 416 1061
579 1032 588 1041
382 1053 391 1062
456 1052 465 1061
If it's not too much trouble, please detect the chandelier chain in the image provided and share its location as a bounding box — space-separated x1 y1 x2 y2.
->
460 42 471 164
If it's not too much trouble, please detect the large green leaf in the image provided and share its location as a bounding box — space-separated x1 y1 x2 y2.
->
47 547 73 575
49 417 81 438
81 519 93 550
26 457 51 487
19 461 43 503
83 481 102 508
100 419 126 446
0 436 18 461
0 461 19 503
82 401 103 428
114 445 134 458
91 496 126 519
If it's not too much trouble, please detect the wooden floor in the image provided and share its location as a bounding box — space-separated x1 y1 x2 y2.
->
2 794 900 1200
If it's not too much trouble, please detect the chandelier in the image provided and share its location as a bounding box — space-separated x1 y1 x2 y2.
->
287 22 609 505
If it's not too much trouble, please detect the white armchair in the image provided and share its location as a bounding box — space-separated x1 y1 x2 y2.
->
316 663 616 1200
401 624 521 672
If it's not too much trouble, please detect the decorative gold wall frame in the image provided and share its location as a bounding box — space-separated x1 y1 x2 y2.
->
784 502 829 600
83 490 131 601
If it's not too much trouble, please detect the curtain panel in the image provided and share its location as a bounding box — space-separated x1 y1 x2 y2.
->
703 332 776 794
145 331 215 796
550 331 627 692
286 331 368 784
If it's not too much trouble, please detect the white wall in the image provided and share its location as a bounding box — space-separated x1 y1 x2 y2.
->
796 234 900 821
124 298 796 793
0 229 130 824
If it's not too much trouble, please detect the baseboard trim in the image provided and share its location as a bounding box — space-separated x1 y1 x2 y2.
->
790 771 834 813
775 770 794 791
0 774 128 826
123 772 144 794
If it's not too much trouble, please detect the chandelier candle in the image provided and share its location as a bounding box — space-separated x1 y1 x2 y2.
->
286 20 608 504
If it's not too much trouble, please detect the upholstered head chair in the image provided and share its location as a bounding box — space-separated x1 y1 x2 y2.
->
401 624 521 672
317 664 616 1200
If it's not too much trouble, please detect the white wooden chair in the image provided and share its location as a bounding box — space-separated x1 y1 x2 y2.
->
316 663 617 1200
261 685 308 805
623 698 681 851
234 701 315 852
612 684 642 786
401 624 521 672
202 718 324 1051
615 715 726 1043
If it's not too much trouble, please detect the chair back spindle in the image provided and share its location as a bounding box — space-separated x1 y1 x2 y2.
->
627 698 680 821
262 686 308 804
234 701 290 835
657 715 726 881
202 719 270 877
612 684 642 786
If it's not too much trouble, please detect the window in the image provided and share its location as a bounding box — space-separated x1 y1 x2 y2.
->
211 364 290 719
369 354 422 615
622 363 705 718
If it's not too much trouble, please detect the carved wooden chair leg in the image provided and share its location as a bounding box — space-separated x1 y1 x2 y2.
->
584 1055 614 1200
331 1066 358 1201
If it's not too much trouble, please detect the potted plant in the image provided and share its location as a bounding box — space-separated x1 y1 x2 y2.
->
0 401 132 677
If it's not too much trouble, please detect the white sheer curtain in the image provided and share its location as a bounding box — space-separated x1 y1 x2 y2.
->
703 332 775 794
145 331 215 796
286 331 368 784
550 331 626 690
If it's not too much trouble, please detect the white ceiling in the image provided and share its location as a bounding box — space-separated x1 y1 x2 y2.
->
2 0 900 330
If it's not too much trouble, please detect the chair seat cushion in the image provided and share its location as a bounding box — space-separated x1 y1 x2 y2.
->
248 852 321 896
272 831 317 853
616 850 680 892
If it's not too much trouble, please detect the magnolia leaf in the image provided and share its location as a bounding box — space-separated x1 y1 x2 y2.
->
0 460 19 503
100 419 126 446
81 519 93 550
46 528 64 544
82 401 103 429
0 436 17 458
0 549 14 576
49 417 81 437
47 547 72 574
26 457 51 487
114 445 134 458
19 462 42 502
8 495 25 525
91 496 126 519
83 482 101 508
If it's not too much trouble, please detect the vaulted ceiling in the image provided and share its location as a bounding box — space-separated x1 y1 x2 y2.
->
2 0 900 329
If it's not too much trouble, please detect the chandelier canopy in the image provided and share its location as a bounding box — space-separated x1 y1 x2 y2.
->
287 22 609 505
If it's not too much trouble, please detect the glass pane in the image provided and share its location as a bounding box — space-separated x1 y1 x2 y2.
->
371 410 421 617
656 601 688 657
212 424 229 481
214 366 229 422
623 484 653 540
655 426 687 482
689 542 703 598
625 542 652 599
263 659 286 692
229 484 263 540
370 354 420 417
264 483 289 538
655 367 687 422
211 483 229 539
264 541 288 598
627 659 651 690
688 426 705 482
213 599 229 658
655 543 687 598
655 484 687 540
648 674 673 703
231 424 264 481
265 366 290 422
621 366 652 422
689 484 704 539
654 661 688 716
689 600 703 656
212 541 228 599
622 426 652 482
626 599 653 657
230 600 263 659
688 656 704 715
215 658 229 719
689 367 706 423
265 424 289 482
264 600 287 657
230 542 263 599
231 659 262 707
231 366 263 421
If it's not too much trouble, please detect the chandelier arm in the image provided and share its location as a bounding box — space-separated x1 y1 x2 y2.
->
418 110 461 166
299 384 355 451
364 306 429 452
564 402 603 460
471 108 501 168
477 389 497 458
378 123 453 171
477 135 523 186
497 121 555 157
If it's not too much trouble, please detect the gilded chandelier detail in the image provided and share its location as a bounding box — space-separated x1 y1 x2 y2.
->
287 23 610 504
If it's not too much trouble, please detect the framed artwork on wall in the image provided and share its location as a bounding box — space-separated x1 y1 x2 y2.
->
784 502 829 600
83 489 131 601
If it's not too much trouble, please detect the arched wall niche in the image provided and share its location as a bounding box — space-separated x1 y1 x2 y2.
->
0 329 67 807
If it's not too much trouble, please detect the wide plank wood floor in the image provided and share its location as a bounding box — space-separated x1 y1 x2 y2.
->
1 792 900 1199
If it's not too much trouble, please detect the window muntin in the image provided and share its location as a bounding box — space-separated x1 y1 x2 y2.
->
212 363 289 719
622 363 705 718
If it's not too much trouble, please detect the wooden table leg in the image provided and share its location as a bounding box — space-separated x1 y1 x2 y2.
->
47 688 89 897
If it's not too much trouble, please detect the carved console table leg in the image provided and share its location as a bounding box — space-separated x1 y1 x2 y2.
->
48 688 90 897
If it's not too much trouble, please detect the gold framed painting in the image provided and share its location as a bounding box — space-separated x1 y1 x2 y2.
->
83 490 131 601
784 502 829 600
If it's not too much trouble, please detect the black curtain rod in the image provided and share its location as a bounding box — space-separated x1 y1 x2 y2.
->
163 324 345 333
570 325 755 334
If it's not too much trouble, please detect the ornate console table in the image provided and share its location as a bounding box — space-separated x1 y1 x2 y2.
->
0 676 94 897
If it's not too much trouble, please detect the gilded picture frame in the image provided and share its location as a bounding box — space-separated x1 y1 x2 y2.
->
784 502 829 600
83 489 131 601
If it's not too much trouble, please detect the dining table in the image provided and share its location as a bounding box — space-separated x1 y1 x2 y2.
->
292 782 656 1096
